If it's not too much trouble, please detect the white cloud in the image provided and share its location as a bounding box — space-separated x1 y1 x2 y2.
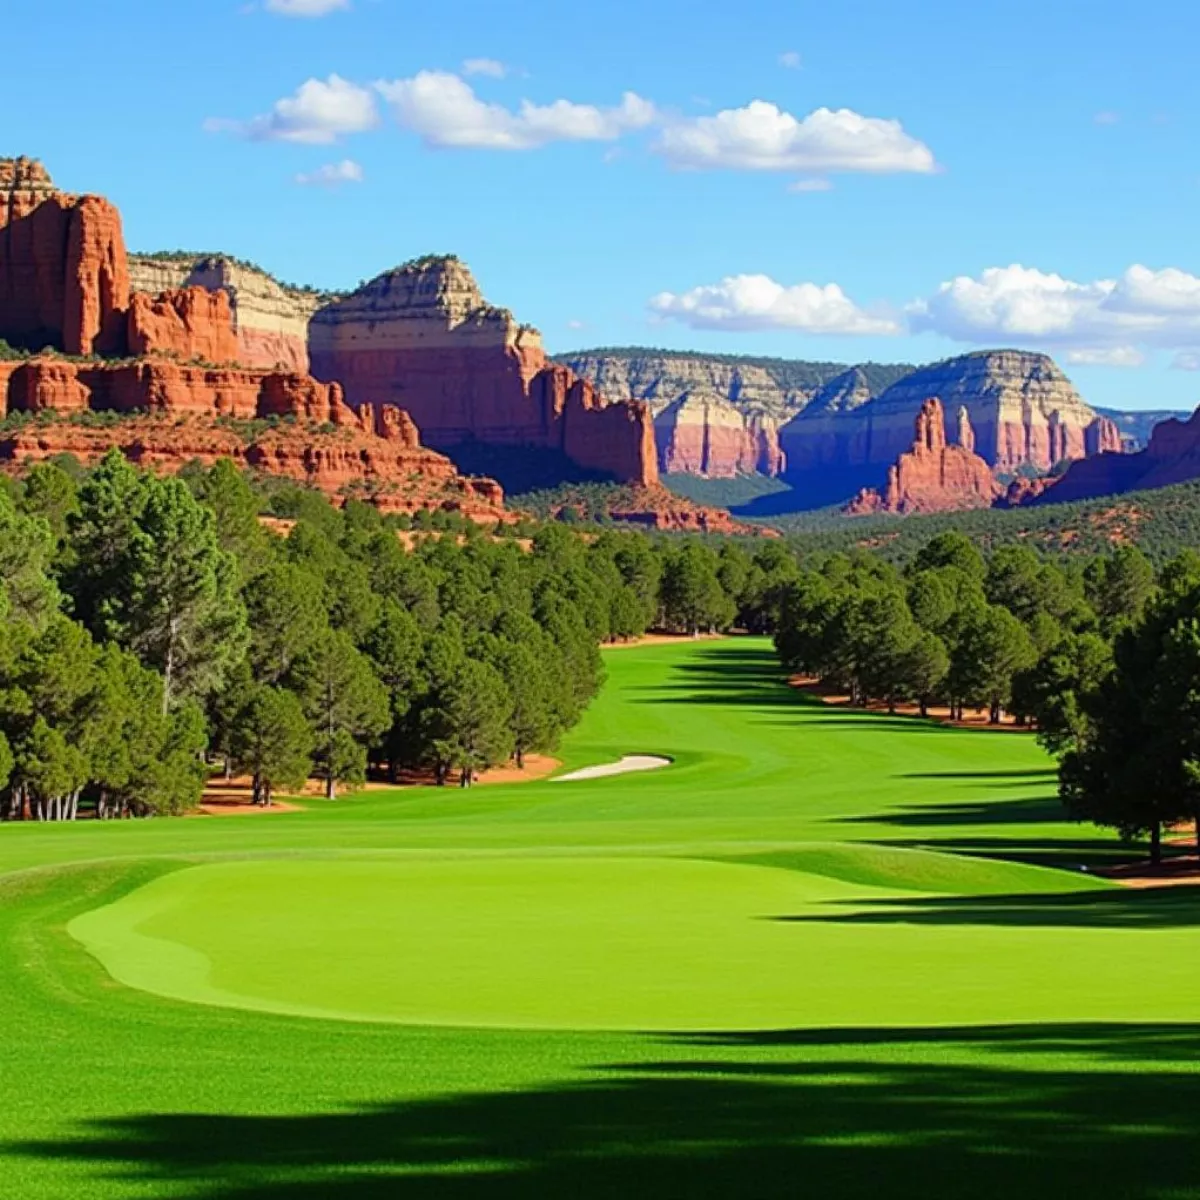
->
649 274 900 335
206 75 378 144
266 0 349 15
909 264 1200 359
295 159 364 186
376 71 657 150
788 178 833 193
779 50 802 69
655 101 937 173
462 58 508 78
566 319 586 331
1173 352 1200 370
1065 347 1145 368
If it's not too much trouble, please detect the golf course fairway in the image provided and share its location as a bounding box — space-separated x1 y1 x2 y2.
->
3 637 1200 1199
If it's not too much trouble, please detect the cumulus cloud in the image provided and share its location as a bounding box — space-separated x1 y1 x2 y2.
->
655 101 937 173
462 58 508 78
206 75 378 144
1065 347 1145 368
375 71 656 150
649 274 900 335
779 50 802 69
266 0 350 15
295 159 364 186
1173 352 1200 370
909 264 1200 357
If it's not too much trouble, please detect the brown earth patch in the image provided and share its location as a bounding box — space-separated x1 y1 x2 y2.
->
789 676 1029 732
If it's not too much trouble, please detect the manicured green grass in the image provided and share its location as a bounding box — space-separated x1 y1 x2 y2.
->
2 638 1200 1198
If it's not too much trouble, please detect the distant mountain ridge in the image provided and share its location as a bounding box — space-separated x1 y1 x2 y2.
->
561 345 1184 492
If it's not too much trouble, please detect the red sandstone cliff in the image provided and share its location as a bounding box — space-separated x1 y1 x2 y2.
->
308 258 658 488
1028 406 1200 505
1 157 130 356
653 393 785 477
846 399 1002 516
127 287 240 364
0 161 507 522
0 356 507 521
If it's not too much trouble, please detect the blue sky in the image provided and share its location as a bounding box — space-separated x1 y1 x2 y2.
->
4 0 1198 409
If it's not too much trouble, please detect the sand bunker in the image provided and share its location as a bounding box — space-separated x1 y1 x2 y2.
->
553 755 672 782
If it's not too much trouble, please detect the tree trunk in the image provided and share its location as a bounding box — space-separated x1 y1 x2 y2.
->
515 745 525 770
325 772 336 801
1150 823 1162 865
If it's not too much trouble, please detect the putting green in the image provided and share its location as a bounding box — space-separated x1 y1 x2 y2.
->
70 854 1200 1031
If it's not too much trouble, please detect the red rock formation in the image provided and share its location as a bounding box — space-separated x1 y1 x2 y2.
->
653 394 785 477
606 486 774 535
1000 475 1058 506
0 357 508 522
1030 406 1200 505
1 158 130 356
127 287 240 364
1086 415 1122 456
309 259 659 487
846 399 1002 516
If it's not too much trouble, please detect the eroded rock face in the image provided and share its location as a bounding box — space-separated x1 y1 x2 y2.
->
0 357 508 521
310 258 658 486
128 255 324 371
127 287 240 364
654 393 784 477
782 351 1114 481
562 350 871 478
1032 406 1200 504
846 398 1002 516
0 157 130 355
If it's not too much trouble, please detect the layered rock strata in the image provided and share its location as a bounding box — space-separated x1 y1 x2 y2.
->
0 162 507 522
846 399 1002 516
784 351 1117 479
128 254 324 371
0 157 130 355
1031 406 1200 504
0 357 507 520
654 393 784 477
309 259 658 487
126 287 240 364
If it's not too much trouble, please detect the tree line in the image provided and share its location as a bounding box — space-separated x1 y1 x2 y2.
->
0 454 799 819
771 530 1200 858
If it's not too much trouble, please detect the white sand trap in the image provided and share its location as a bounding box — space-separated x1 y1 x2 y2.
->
553 755 672 783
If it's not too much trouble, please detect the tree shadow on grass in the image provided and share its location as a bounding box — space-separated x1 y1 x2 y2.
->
773 885 1200 929
10 1024 1200 1199
840 797 1065 828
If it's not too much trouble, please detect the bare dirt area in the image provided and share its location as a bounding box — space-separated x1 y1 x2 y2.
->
378 754 561 789
197 778 304 816
789 676 1029 733
603 633 728 650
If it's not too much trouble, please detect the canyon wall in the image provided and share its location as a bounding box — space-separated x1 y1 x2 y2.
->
0 161 507 522
561 351 912 479
309 258 658 487
1034 405 1200 504
0 356 507 521
128 255 324 371
1 157 130 356
847 399 1001 516
781 350 1116 481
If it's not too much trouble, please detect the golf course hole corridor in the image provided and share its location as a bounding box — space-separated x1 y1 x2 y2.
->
68 854 1200 1032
